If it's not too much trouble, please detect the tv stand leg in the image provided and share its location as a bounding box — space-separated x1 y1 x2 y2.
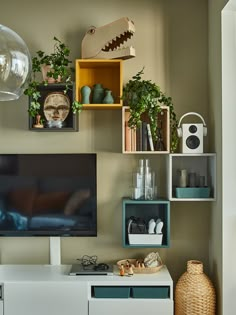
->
49 237 61 265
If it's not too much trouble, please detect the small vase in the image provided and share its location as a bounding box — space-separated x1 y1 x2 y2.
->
102 89 114 104
179 169 188 187
175 260 216 315
81 85 91 104
92 83 104 104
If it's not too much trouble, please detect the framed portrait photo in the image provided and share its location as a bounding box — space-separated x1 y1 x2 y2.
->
28 83 78 132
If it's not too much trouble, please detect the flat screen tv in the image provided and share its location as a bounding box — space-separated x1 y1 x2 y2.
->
0 154 97 236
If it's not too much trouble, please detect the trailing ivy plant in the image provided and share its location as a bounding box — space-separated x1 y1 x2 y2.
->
24 37 82 119
122 68 178 152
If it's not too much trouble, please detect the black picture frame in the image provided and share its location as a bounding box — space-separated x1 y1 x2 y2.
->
28 83 78 132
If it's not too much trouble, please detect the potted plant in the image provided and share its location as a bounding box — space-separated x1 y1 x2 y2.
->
24 37 82 125
122 68 178 152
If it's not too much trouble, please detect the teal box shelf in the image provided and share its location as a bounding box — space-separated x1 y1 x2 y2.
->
93 286 130 298
122 198 170 248
175 187 210 198
132 286 170 299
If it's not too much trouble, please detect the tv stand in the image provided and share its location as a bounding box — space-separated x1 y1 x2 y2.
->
0 264 173 315
49 236 61 265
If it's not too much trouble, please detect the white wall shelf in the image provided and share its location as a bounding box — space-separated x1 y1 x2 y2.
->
167 153 216 201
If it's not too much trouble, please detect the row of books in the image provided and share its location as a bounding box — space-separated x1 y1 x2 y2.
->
125 120 155 152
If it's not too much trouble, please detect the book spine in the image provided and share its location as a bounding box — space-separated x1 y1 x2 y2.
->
136 123 142 151
131 127 136 152
142 122 148 151
147 123 154 151
125 111 132 151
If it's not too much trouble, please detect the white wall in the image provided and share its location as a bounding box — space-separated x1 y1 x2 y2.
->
222 1 236 313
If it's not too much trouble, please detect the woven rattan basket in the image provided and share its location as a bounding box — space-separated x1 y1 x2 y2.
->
175 260 216 315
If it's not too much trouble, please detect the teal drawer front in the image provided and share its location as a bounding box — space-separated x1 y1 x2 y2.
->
93 286 130 298
132 286 169 299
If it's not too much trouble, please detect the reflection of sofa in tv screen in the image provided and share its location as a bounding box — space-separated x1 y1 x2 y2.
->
0 175 97 235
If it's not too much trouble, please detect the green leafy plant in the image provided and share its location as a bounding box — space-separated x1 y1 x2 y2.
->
72 100 83 114
32 37 72 83
122 68 178 152
24 37 82 119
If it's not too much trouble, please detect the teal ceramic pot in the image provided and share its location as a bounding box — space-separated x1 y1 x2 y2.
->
92 83 104 104
102 90 114 104
81 85 91 104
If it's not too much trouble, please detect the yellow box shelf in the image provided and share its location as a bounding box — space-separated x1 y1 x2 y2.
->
75 59 123 109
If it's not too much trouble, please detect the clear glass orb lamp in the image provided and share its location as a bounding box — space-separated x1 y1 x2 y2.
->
0 24 31 101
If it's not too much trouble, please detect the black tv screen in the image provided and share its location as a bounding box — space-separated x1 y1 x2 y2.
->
0 154 97 236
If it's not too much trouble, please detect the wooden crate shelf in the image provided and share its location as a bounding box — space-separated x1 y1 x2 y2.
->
122 106 170 154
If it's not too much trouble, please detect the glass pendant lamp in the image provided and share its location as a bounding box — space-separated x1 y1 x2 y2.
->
0 24 31 101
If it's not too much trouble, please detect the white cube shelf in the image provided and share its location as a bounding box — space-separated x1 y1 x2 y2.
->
167 153 216 201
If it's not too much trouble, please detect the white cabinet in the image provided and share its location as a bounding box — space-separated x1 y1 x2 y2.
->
0 265 173 315
88 266 173 315
89 299 173 315
4 281 88 315
168 153 216 201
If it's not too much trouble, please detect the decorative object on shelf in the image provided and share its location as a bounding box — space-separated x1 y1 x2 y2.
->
132 159 156 200
144 252 162 268
176 168 211 198
128 265 134 276
117 252 162 274
199 175 205 187
24 37 82 126
92 83 104 104
43 92 70 128
148 218 163 235
148 219 156 234
33 114 44 128
178 169 188 187
128 215 163 245
127 216 147 234
175 187 211 198
119 264 125 276
28 83 78 131
175 260 216 315
128 233 163 245
177 112 207 153
188 171 197 187
0 24 31 101
122 67 178 152
81 85 91 104
102 89 114 104
155 119 166 151
81 17 135 60
155 219 164 234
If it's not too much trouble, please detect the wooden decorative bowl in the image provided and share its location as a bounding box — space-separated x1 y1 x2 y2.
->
117 258 163 274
